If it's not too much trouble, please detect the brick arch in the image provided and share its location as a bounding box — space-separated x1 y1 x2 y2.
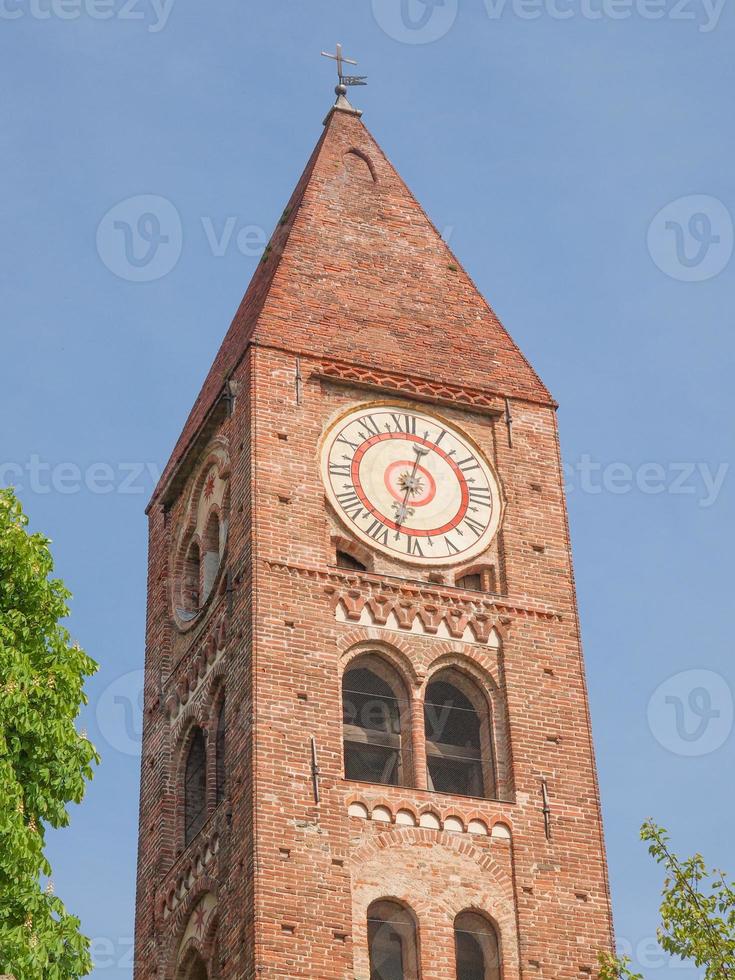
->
365 890 435 949
352 828 513 899
453 559 501 593
331 533 374 572
176 941 208 980
434 618 509 648
203 908 221 957
344 146 378 183
171 439 231 632
350 830 519 979
187 440 231 518
201 660 227 725
365 895 422 979
171 693 211 754
346 792 404 822
422 647 501 694
173 718 210 853
341 642 419 787
453 906 504 980
338 634 423 689
455 903 503 933
208 679 227 808
163 880 219 980
422 649 513 803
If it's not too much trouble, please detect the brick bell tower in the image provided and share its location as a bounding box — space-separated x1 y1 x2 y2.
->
133 76 615 980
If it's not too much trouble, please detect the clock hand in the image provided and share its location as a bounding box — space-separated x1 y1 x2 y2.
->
394 445 429 533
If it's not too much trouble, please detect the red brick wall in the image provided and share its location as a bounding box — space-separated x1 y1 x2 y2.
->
134 340 614 979
134 104 614 980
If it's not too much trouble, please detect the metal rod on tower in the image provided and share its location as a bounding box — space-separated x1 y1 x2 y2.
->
310 736 321 804
541 779 552 840
504 396 514 448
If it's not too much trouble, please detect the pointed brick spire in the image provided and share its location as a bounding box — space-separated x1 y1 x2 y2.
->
153 105 551 502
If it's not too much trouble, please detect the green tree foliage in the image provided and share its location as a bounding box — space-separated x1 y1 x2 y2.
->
600 820 735 980
0 489 99 979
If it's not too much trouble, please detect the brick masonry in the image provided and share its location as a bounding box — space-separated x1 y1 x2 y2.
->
133 99 615 979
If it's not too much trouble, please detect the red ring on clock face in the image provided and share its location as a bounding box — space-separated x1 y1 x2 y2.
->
349 432 470 537
383 459 437 506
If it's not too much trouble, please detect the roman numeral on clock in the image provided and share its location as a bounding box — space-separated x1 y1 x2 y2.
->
365 518 389 546
463 515 486 537
444 536 460 556
356 415 381 436
406 536 424 558
336 488 363 520
457 455 480 473
469 486 492 507
390 413 417 435
336 434 360 452
329 462 351 477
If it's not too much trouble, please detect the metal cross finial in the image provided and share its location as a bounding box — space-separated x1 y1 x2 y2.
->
321 42 368 90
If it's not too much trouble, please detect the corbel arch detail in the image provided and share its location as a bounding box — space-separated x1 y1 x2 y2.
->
171 438 231 632
165 885 219 980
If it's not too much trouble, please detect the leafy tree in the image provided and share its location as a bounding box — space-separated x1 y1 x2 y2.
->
600 820 735 980
0 489 99 979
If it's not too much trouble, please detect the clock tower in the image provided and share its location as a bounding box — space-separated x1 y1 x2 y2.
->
133 81 615 980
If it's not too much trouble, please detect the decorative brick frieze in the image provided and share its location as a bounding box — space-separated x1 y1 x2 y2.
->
265 559 561 622
312 357 511 415
163 607 229 728
335 590 503 646
345 791 513 840
156 807 227 923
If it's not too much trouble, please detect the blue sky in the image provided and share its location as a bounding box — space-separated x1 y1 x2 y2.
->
2 1 733 976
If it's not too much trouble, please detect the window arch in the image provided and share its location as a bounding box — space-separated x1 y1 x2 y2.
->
454 911 500 980
184 727 207 845
367 900 420 980
183 951 208 980
179 539 201 619
215 698 226 805
342 656 410 787
424 669 495 799
455 566 498 594
201 511 221 602
455 573 482 592
337 549 367 572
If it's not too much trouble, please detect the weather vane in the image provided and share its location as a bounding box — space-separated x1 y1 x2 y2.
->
321 42 367 91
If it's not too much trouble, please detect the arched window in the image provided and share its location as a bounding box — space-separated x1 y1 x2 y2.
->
215 699 226 805
454 912 500 980
180 540 201 619
367 900 420 980
201 511 221 602
184 953 209 980
456 567 498 593
424 670 494 799
337 549 367 572
184 727 207 845
342 658 407 787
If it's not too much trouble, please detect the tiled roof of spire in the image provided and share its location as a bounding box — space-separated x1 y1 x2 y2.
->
152 100 552 504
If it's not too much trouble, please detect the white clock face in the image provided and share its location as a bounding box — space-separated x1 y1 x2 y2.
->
320 403 503 566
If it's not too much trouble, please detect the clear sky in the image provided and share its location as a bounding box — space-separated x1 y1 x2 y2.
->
2 1 733 976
